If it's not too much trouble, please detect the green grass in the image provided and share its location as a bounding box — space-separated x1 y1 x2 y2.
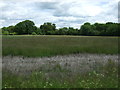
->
2 60 118 88
2 35 119 88
2 35 119 57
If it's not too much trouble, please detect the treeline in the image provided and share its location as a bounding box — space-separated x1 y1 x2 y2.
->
1 20 119 36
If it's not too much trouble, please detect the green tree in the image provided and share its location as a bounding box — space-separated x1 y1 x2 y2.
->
106 23 118 36
1 27 8 33
7 26 15 33
35 28 42 35
80 22 95 35
94 23 107 36
40 22 56 35
67 27 78 35
57 27 68 35
1 20 119 36
14 20 37 35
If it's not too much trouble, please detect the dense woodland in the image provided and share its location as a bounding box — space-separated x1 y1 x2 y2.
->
1 20 119 36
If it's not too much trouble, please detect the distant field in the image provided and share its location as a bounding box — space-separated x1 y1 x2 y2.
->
2 35 119 57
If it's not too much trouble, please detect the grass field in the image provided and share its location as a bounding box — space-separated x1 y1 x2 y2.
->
2 35 119 88
2 56 118 88
2 35 119 57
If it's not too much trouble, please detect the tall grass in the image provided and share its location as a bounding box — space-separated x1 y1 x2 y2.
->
2 60 118 88
2 35 118 57
2 35 119 88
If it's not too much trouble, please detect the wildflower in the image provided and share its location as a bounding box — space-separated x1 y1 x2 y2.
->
101 74 104 77
46 82 48 84
44 86 46 88
93 71 96 74
49 83 53 86
81 80 85 83
88 73 91 76
4 84 7 88
96 73 99 76
100 84 103 87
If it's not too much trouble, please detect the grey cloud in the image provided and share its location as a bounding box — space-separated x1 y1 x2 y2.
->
118 1 120 18
0 0 119 28
33 1 72 17
106 3 118 17
1 19 20 27
34 2 58 10
58 18 86 24
118 2 120 22
53 4 71 17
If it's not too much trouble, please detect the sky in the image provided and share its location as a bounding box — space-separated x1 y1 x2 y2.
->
0 0 119 29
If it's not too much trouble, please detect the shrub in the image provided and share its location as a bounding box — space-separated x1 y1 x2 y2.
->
3 31 9 35
32 32 37 35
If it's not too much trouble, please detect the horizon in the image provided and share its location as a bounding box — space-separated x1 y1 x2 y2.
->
0 0 119 28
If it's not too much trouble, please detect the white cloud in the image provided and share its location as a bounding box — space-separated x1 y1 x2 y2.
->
0 0 119 28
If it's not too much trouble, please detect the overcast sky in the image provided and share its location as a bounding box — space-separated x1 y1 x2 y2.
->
0 0 119 28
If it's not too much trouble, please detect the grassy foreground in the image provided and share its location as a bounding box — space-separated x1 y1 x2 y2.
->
2 35 119 88
2 35 119 57
3 60 118 88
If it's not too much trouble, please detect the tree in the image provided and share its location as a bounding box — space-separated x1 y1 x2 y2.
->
40 22 56 35
57 27 68 35
80 22 95 35
14 20 37 35
1 27 8 33
35 28 42 35
1 20 119 36
94 23 107 35
7 26 15 33
0 28 2 35
67 27 78 35
106 23 118 36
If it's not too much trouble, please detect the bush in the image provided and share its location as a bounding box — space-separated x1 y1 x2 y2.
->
3 31 9 35
32 32 37 35
9 32 17 35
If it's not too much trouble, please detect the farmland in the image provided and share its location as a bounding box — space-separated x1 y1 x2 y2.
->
2 35 119 88
2 35 119 57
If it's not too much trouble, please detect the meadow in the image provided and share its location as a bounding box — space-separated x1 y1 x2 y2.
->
2 35 119 88
2 56 119 88
2 35 119 57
